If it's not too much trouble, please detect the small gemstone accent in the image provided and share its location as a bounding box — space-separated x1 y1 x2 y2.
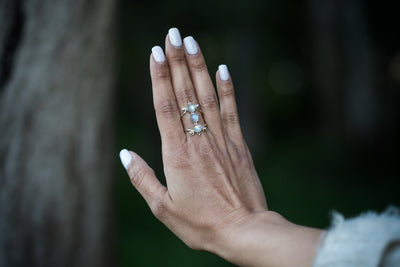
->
188 104 196 113
194 124 202 132
190 113 199 123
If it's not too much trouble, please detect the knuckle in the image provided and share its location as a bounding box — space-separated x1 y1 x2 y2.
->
237 149 250 165
177 87 195 103
190 59 207 72
223 112 240 126
201 94 219 110
155 98 178 117
219 86 235 98
198 141 218 159
153 68 170 80
150 197 168 219
128 166 151 190
168 53 186 65
231 142 251 165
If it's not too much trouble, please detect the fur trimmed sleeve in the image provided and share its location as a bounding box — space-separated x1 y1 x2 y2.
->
313 207 400 267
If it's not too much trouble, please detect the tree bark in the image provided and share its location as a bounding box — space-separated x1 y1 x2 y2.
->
0 0 115 266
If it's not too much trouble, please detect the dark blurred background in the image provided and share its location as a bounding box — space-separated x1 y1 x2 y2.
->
2 0 397 266
1 0 398 266
116 0 400 266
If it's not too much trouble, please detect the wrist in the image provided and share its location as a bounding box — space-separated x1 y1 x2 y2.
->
213 211 324 267
213 211 288 266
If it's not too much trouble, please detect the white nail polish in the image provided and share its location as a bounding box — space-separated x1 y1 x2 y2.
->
183 36 198 55
151 46 165 63
218 64 230 81
119 149 132 170
168 28 182 47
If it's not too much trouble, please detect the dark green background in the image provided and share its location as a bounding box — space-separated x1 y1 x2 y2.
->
115 0 400 266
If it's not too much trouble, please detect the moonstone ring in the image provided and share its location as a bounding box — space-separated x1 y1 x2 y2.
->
181 101 207 136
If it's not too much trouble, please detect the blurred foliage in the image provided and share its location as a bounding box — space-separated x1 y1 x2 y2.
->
115 0 400 266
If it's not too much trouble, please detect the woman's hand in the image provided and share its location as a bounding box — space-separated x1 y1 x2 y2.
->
120 28 323 267
121 26 268 250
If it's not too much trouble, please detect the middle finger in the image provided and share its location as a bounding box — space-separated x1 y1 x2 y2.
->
165 28 205 135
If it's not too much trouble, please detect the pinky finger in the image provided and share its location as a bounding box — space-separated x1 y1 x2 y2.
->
216 64 243 141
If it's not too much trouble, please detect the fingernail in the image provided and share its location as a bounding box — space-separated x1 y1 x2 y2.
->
218 64 230 81
168 27 182 47
119 149 132 170
183 36 198 55
151 46 165 63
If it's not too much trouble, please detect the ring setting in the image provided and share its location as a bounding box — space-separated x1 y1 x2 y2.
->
181 101 206 136
181 101 200 116
190 113 199 123
185 123 207 136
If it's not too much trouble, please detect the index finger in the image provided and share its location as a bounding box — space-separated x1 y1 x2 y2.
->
150 46 186 145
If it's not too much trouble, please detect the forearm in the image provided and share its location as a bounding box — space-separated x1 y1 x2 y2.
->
214 211 324 267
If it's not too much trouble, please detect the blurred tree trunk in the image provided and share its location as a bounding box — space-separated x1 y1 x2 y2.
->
0 0 115 266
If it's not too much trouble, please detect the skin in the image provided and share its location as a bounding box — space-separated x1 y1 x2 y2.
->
123 32 324 267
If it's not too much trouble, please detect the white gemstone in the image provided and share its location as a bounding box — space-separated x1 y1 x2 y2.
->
188 104 196 112
194 124 202 132
190 113 199 122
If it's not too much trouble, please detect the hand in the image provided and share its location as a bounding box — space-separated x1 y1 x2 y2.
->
121 26 267 249
120 28 323 267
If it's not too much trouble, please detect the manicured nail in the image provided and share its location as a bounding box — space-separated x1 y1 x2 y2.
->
119 149 132 170
218 64 230 81
151 46 165 63
168 27 182 47
183 36 198 55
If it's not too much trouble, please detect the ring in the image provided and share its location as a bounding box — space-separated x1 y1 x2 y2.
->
185 123 207 136
181 101 206 136
181 101 201 117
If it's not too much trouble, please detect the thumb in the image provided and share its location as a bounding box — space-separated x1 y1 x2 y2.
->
119 149 168 216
